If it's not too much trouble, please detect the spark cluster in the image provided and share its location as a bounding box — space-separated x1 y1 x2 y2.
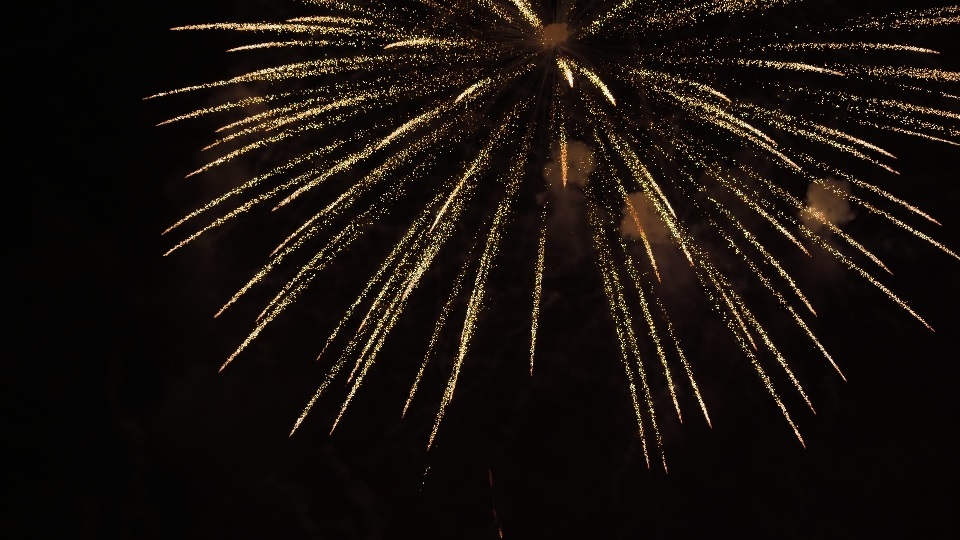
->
153 1 959 468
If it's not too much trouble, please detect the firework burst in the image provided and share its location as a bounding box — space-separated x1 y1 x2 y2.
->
153 1 959 469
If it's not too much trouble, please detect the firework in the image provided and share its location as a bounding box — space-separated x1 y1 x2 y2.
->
153 1 959 469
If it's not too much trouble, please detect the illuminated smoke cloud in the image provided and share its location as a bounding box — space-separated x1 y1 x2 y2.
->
540 22 570 48
620 191 671 244
801 179 855 233
542 141 594 191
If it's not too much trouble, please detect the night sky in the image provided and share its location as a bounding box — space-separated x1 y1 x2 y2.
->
13 1 959 538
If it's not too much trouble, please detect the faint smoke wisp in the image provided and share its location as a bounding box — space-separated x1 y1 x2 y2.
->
800 179 855 233
540 22 570 48
619 191 670 244
542 140 594 191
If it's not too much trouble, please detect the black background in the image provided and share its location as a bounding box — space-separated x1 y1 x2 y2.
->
12 1 959 538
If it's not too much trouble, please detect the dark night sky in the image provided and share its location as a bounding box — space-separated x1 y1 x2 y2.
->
11 1 959 538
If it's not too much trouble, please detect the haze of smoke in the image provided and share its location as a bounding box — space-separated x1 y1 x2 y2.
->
801 179 855 232
543 141 595 191
620 191 671 244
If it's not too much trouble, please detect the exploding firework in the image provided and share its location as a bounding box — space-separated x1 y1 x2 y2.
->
152 1 959 469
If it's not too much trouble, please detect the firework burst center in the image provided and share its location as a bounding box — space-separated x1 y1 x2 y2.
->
540 22 570 48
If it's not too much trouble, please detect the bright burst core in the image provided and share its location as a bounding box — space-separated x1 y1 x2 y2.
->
541 22 571 48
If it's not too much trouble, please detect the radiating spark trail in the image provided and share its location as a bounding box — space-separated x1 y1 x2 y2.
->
559 116 569 188
710 204 844 379
570 60 617 106
430 122 530 448
529 205 547 376
587 189 666 470
656 301 712 427
403 256 471 417
619 238 681 420
509 0 543 30
557 57 575 88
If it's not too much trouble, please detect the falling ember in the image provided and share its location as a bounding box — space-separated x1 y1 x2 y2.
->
155 1 958 463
